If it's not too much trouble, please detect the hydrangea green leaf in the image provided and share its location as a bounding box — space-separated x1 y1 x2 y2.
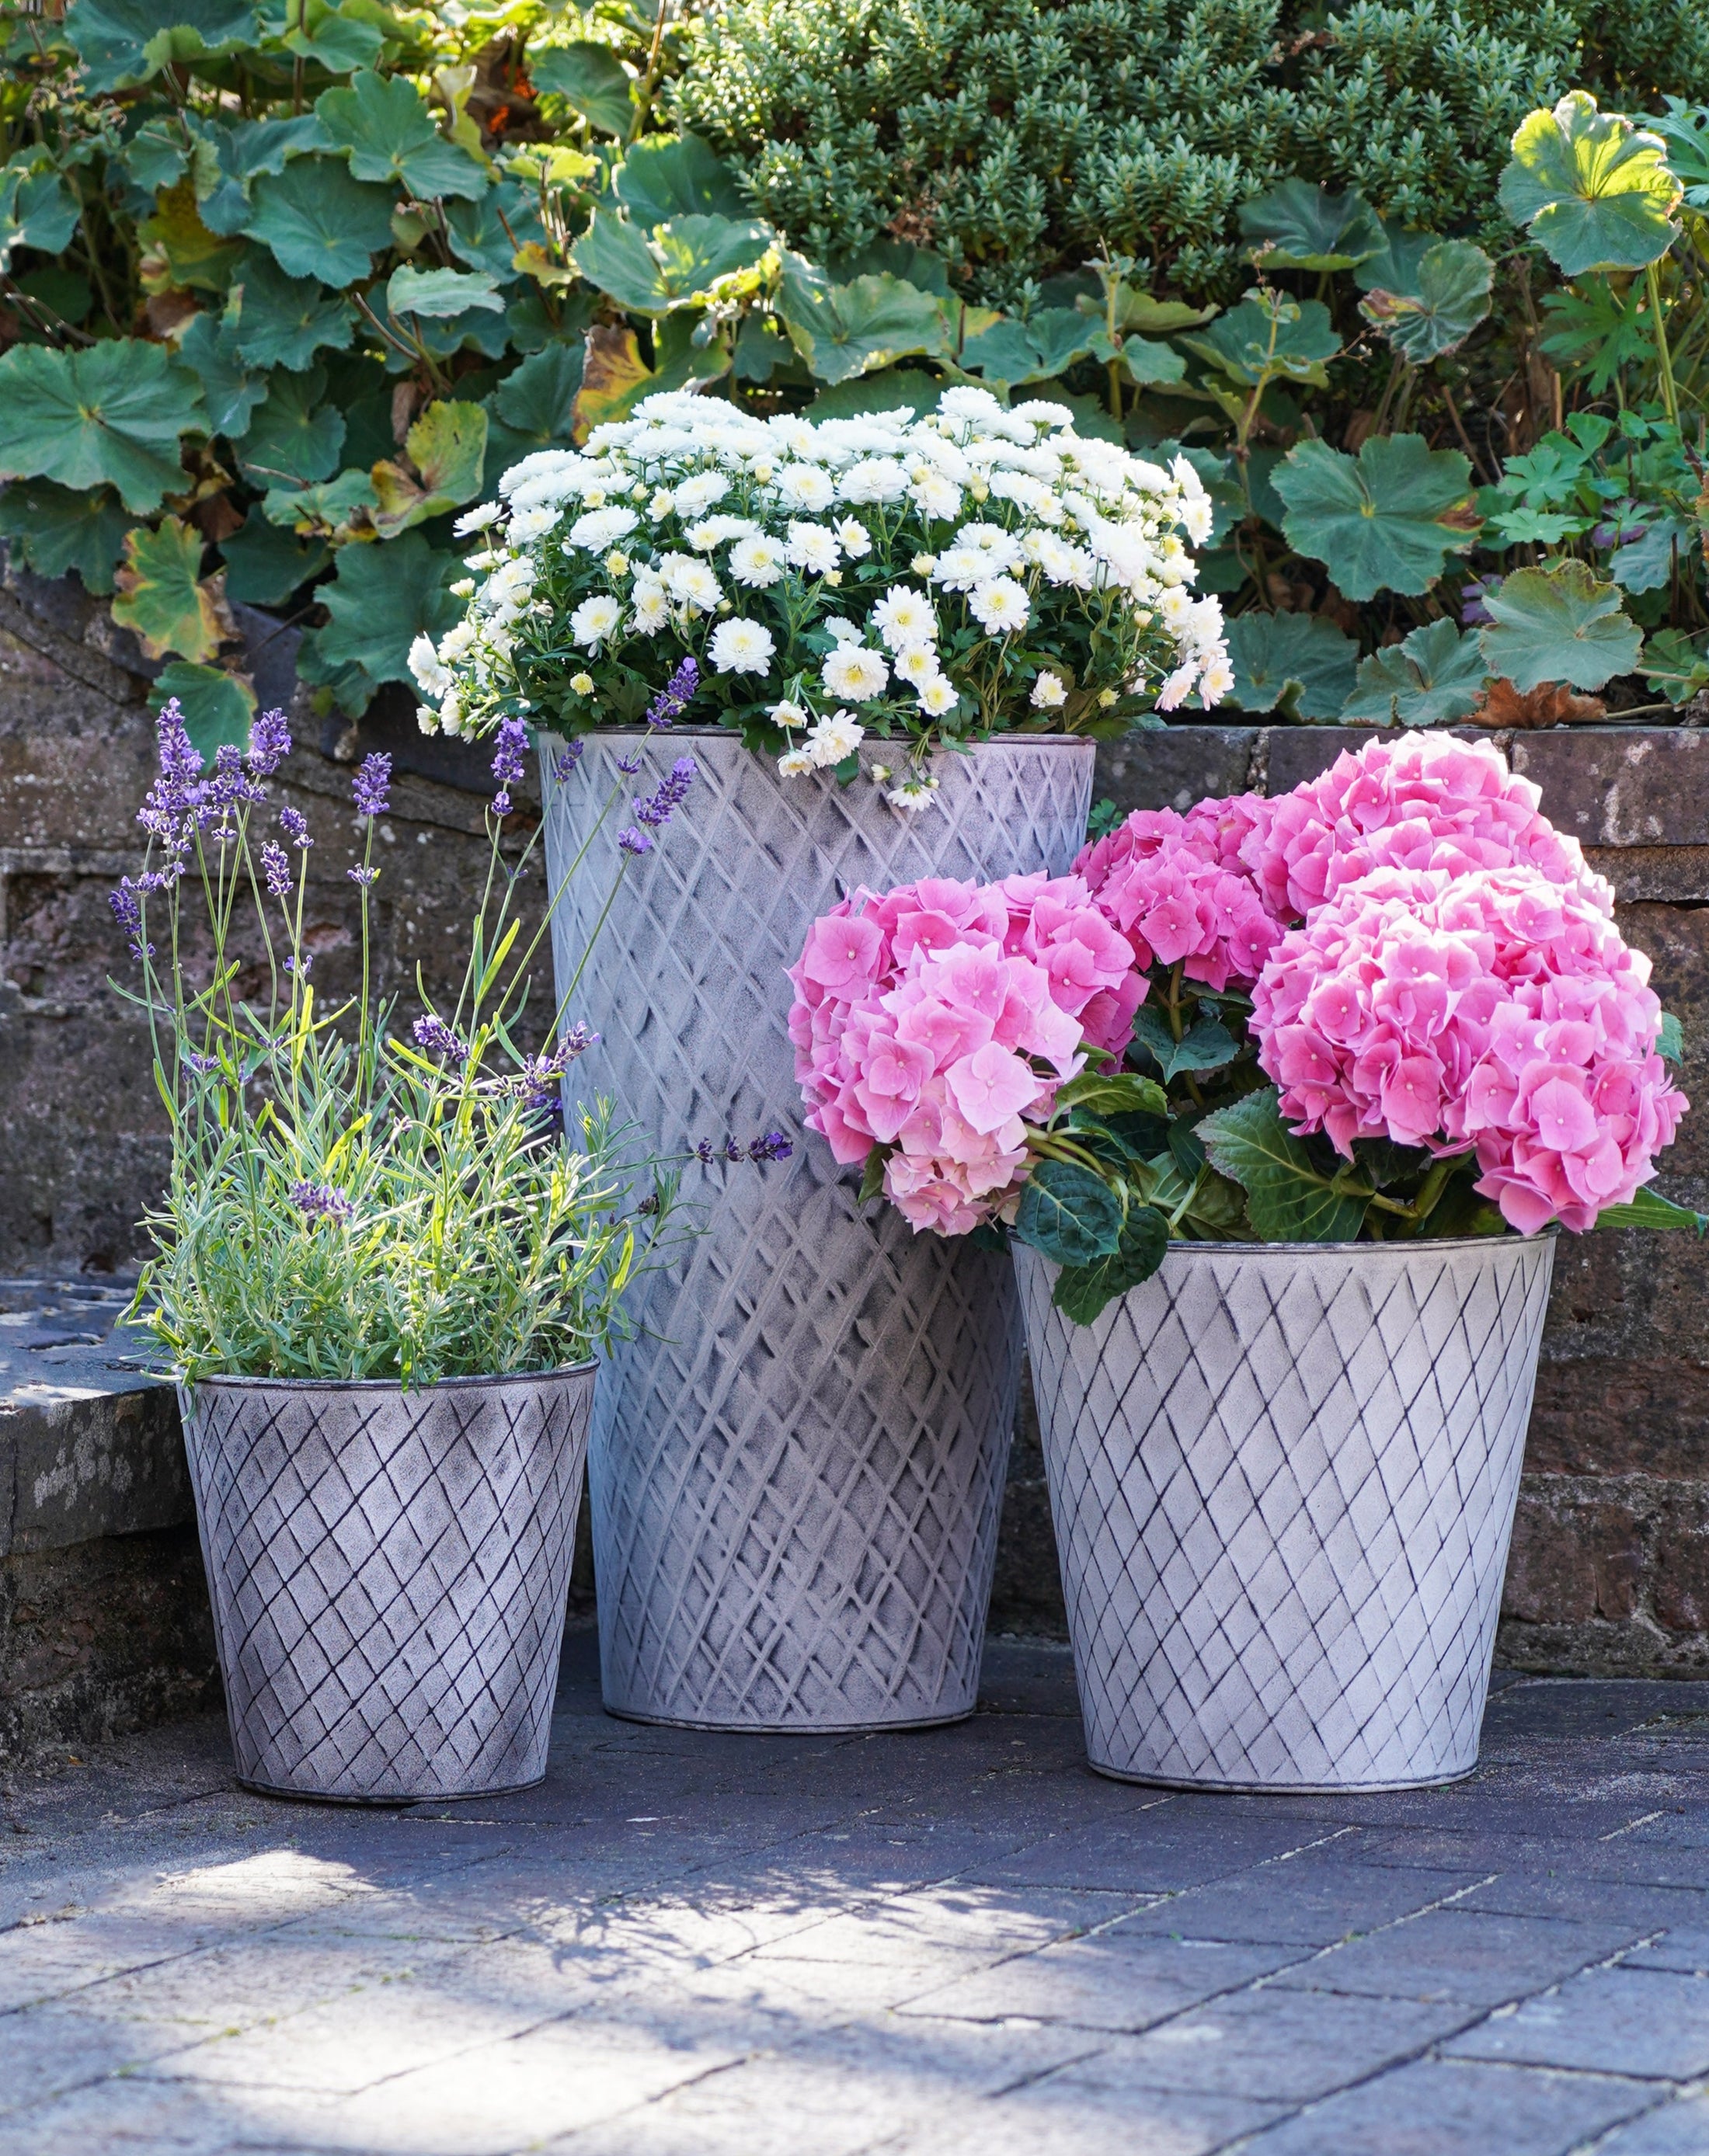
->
1478 561 1643 692
112 516 234 663
66 0 259 93
238 365 346 489
1011 1159 1124 1266
1273 434 1478 600
1054 1071 1168 1117
218 511 329 606
1223 610 1358 719
1341 617 1488 727
0 339 202 513
1178 289 1338 389
385 265 504 319
1050 1204 1168 1325
614 131 747 225
315 71 488 200
444 183 546 279
0 478 130 593
148 659 256 766
1129 1009 1240 1083
1197 1087 1368 1243
531 42 635 137
0 165 80 267
371 399 488 537
176 311 270 440
1499 91 1682 276
1238 179 1382 272
1359 239 1494 363
225 252 353 369
301 527 465 698
242 157 397 284
1594 1186 1708 1233
777 266 946 384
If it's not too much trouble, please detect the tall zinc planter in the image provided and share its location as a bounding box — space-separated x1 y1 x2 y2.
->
180 1366 594 1803
1015 1235 1555 1792
542 729 1094 1732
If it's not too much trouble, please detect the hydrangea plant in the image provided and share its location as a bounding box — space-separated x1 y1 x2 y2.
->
790 734 1703 1323
410 384 1227 810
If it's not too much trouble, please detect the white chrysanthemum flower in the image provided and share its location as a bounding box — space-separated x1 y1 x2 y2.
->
661 555 722 609
777 747 816 777
649 489 675 519
687 514 759 552
1156 662 1199 711
909 472 963 520
449 577 475 597
454 501 502 536
931 544 988 593
416 704 437 734
774 462 837 511
938 385 1004 427
1030 669 1068 709
729 534 787 587
569 593 621 649
891 642 940 687
821 644 889 701
822 616 862 645
605 551 630 579
438 621 475 663
630 583 670 634
569 672 595 695
465 548 501 572
708 616 777 674
915 674 958 716
769 698 809 729
1199 655 1234 703
886 774 939 812
784 521 841 574
835 517 872 558
674 471 729 515
837 457 909 505
871 586 938 652
437 690 463 735
910 552 937 576
969 576 1030 634
408 633 451 699
807 709 864 766
506 504 556 544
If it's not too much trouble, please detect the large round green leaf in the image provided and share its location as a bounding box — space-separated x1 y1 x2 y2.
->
314 71 487 202
177 311 271 440
444 183 546 279
531 43 635 137
1340 618 1488 728
0 339 204 514
486 342 584 474
66 0 259 94
218 512 329 607
242 158 396 286
1499 91 1682 276
1272 434 1478 601
148 661 256 768
238 365 346 489
112 516 232 663
614 132 747 226
1223 610 1358 720
227 252 353 370
0 166 80 270
573 208 770 316
0 478 130 593
777 264 946 385
1237 179 1382 273
1359 240 1494 364
1178 290 1338 390
1478 562 1643 693
303 528 465 699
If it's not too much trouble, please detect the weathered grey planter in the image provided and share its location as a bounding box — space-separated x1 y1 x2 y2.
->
179 1365 594 1802
541 729 1093 1731
1015 1234 1557 1791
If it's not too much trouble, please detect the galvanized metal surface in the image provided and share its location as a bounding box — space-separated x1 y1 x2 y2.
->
542 731 1093 1730
1015 1235 1556 1791
179 1365 594 1802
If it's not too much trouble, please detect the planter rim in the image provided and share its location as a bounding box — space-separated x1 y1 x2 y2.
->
179 1359 597 1395
1027 1230 1553 1262
537 726 1089 749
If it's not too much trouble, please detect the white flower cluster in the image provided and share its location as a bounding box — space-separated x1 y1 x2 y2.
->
410 385 1230 806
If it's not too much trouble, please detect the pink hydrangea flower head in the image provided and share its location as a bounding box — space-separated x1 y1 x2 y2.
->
1072 793 1286 993
1251 864 1686 1233
788 871 1140 1235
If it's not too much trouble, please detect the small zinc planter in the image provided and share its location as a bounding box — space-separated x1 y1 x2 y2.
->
179 1365 595 1803
1015 1234 1556 1792
541 729 1093 1733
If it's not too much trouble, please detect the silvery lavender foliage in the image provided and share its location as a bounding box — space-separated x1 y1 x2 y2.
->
644 655 698 729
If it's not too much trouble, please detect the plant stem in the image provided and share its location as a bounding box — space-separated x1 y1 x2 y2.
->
1648 259 1679 425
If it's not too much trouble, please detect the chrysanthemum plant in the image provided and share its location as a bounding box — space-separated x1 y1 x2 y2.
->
409 386 1229 812
111 706 780 1383
791 735 1704 1324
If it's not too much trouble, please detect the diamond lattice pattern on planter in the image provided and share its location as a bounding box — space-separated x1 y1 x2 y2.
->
1018 1236 1555 1789
180 1372 592 1801
544 733 1093 1730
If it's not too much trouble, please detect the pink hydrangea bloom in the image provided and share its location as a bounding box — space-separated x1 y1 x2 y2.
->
788 872 1139 1234
1073 793 1285 992
1252 865 1687 1233
1242 732 1612 923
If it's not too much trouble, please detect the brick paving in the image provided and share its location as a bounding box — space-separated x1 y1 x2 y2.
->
2 1635 1708 2154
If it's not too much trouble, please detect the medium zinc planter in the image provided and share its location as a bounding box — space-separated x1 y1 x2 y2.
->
1015 1234 1555 1792
179 1365 595 1803
541 729 1094 1732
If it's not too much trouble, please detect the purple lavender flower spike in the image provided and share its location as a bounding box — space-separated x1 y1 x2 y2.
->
247 707 291 777
644 655 699 729
748 1131 793 1162
632 756 698 834
183 1050 218 1075
491 716 527 815
278 805 312 848
137 701 204 851
614 748 644 775
109 878 152 961
261 841 291 897
286 952 312 979
201 742 266 823
291 1179 353 1223
553 739 584 783
352 752 392 819
412 1014 469 1065
617 826 652 855
347 864 379 887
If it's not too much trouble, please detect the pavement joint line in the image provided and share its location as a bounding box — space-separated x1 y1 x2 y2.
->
1598 1810 1667 1841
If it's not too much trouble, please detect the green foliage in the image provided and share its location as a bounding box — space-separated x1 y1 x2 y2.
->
1011 1158 1125 1267
1359 239 1495 363
238 365 346 489
315 71 487 200
1197 1088 1371 1243
148 659 255 763
1500 90 1682 275
302 529 465 702
0 478 129 592
112 516 231 663
1049 1205 1169 1325
1272 435 1478 600
1223 610 1358 719
225 255 354 371
776 265 947 383
0 340 204 513
532 43 636 137
242 158 397 285
1478 561 1645 691
1341 618 1488 727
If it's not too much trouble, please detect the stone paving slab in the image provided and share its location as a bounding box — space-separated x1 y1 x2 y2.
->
2 1634 1708 2154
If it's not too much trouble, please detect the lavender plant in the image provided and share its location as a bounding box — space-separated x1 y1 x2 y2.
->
110 703 736 1385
